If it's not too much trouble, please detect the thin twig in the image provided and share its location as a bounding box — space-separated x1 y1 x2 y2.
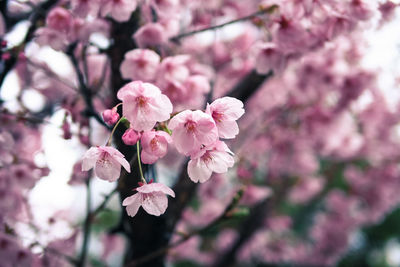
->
91 187 118 217
66 43 111 129
170 6 276 43
26 58 78 92
0 0 59 91
77 179 92 267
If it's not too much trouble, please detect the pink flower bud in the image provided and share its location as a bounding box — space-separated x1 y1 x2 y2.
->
1 52 11 61
122 128 141 145
102 107 120 125
62 120 72 140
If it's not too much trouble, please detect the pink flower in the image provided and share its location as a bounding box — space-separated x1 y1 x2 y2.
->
184 75 211 95
82 146 130 182
71 0 100 17
157 55 190 85
122 182 175 216
133 23 167 48
151 0 179 15
254 42 287 74
117 81 173 131
46 7 72 33
141 130 172 164
187 141 234 183
102 107 120 125
122 128 141 145
206 97 245 139
120 49 160 82
100 0 138 22
168 110 218 156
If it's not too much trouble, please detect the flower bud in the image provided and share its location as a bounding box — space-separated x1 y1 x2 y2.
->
122 128 141 145
102 107 119 125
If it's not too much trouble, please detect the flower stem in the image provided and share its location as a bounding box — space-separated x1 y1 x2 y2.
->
107 117 124 146
136 141 146 183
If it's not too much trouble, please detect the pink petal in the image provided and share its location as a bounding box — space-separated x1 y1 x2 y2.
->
141 82 163 98
168 110 192 130
172 127 196 155
211 97 244 120
188 158 213 183
216 120 239 139
98 146 131 173
156 131 172 143
94 155 121 182
81 147 101 171
130 106 157 131
141 150 159 164
208 150 235 173
117 83 139 100
123 194 141 217
196 120 218 146
136 183 175 197
146 94 173 122
141 192 168 216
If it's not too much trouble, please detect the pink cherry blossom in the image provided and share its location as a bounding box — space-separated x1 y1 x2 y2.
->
117 81 173 131
168 110 218 156
82 146 131 182
71 0 100 17
206 97 245 139
133 23 167 48
184 75 211 101
157 55 190 85
254 42 287 74
100 0 138 22
141 130 172 164
187 141 234 183
151 0 179 15
102 107 120 125
122 182 175 216
122 128 141 146
120 49 160 82
46 7 72 33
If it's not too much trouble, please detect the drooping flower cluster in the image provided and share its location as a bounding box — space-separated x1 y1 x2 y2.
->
82 80 244 217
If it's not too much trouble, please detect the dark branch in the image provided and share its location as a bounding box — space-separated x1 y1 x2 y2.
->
211 198 270 267
227 70 274 102
0 0 59 95
170 6 277 44
76 179 92 267
66 43 111 129
126 188 245 267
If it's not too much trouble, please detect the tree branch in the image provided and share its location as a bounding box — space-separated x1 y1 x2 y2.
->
66 43 110 129
227 70 274 102
170 6 278 44
211 198 270 267
76 179 92 267
0 0 59 96
125 188 245 267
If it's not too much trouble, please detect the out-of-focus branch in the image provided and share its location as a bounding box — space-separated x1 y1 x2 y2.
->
170 6 278 44
66 43 110 129
165 69 274 241
227 70 274 102
126 188 245 267
91 187 118 217
0 0 59 94
26 58 78 91
76 179 92 267
211 198 270 267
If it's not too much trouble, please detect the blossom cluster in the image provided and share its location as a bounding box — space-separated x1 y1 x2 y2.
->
82 80 244 217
